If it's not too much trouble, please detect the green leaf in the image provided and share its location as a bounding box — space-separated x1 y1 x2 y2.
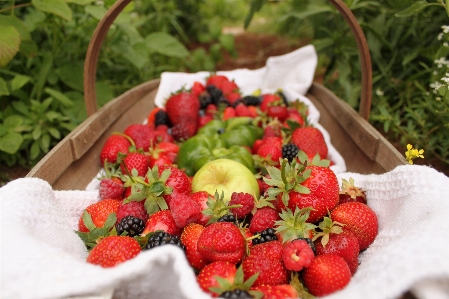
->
0 26 21 67
11 75 31 91
84 4 107 21
48 127 61 139
44 88 74 107
244 0 268 29
64 0 95 5
219 34 235 53
145 32 189 58
30 140 41 159
32 125 42 140
82 210 97 231
394 1 432 17
4 115 23 130
0 77 9 96
32 0 73 22
0 132 23 154
56 63 84 91
279 4 332 21
40 133 50 152
0 15 31 41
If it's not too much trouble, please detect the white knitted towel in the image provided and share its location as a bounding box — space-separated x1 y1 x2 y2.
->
2 165 449 299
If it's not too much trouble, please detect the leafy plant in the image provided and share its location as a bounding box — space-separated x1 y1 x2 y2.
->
0 0 235 168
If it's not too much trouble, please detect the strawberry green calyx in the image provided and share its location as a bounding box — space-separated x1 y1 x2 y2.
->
123 165 173 215
76 212 117 250
275 207 317 243
264 157 311 207
296 150 331 168
312 216 345 247
202 191 242 225
209 266 263 299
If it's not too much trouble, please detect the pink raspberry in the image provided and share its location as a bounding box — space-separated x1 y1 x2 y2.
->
229 192 255 219
282 239 315 271
99 178 125 200
168 193 201 228
116 200 149 223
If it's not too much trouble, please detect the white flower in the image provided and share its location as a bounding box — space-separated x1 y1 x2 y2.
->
439 33 444 40
375 88 384 96
444 42 449 47
442 25 449 33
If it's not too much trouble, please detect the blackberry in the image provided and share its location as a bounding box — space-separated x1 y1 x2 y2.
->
154 109 170 127
282 143 299 162
242 95 261 106
145 231 185 251
217 214 236 223
115 215 145 237
220 289 253 299
206 85 223 105
231 98 244 107
297 237 317 255
217 96 231 107
252 228 278 245
199 93 212 109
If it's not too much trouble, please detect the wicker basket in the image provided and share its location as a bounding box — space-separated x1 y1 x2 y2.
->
27 0 407 190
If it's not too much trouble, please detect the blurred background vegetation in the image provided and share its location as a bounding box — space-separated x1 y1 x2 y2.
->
1 0 448 184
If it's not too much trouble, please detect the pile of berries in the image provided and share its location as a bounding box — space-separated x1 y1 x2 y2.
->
76 74 378 299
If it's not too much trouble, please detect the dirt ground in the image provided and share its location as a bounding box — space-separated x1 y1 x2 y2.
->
1 31 447 186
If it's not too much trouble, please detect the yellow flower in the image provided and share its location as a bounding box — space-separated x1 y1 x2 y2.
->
405 144 425 164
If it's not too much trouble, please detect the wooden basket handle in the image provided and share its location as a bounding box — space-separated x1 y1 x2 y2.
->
84 0 372 120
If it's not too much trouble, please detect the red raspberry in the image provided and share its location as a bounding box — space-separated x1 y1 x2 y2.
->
229 192 255 219
282 239 315 271
124 124 157 151
168 193 201 228
116 200 149 223
249 207 280 234
99 177 125 200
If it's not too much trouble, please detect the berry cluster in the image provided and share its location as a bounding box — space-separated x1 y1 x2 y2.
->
76 74 378 299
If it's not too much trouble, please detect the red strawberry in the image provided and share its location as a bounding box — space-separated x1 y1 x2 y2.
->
116 200 149 223
330 202 378 250
198 114 213 128
124 124 156 151
120 152 150 177
165 91 200 126
191 81 205 96
235 103 254 117
197 261 237 297
99 134 131 164
263 125 282 138
78 199 120 232
142 209 181 236
206 74 229 87
285 108 305 127
256 143 282 165
302 254 351 297
229 192 255 219
291 126 328 159
99 177 125 200
315 229 360 275
260 94 282 112
86 236 141 268
180 223 207 271
339 178 367 205
252 139 264 154
158 165 192 206
242 240 289 286
169 193 201 228
267 105 289 122
282 239 315 271
148 152 173 168
189 191 213 226
217 79 239 95
249 207 280 234
250 284 299 299
206 103 218 118
226 92 242 105
222 106 236 120
197 222 246 264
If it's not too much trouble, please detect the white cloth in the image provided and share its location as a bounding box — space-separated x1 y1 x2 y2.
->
2 165 449 299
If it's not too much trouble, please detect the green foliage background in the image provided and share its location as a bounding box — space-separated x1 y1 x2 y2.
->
0 0 236 167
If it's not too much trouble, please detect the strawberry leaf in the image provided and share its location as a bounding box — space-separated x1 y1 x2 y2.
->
82 210 96 231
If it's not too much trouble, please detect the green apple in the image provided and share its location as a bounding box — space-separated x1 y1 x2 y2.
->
191 158 260 203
